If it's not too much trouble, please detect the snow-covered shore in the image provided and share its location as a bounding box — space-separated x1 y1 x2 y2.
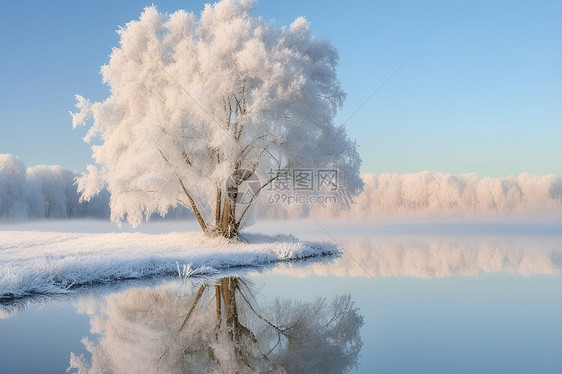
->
0 226 338 300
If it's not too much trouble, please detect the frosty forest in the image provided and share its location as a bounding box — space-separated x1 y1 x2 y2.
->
1 152 561 222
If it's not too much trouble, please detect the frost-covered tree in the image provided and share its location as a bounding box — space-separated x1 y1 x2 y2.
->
71 0 363 237
27 165 79 218
0 154 111 220
0 154 28 219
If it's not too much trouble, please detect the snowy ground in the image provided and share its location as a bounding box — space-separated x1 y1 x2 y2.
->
0 220 338 300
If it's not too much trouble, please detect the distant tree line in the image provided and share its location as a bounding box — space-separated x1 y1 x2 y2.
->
0 154 110 220
2 154 560 221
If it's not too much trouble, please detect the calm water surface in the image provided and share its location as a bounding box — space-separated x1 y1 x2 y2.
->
1 222 561 373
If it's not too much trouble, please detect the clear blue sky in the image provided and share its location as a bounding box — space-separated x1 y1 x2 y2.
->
1 0 560 177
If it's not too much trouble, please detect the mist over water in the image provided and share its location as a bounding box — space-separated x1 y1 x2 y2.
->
269 235 562 279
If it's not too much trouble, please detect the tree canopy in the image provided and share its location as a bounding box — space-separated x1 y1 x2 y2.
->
72 0 362 237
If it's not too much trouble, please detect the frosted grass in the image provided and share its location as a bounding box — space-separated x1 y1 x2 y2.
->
0 230 337 300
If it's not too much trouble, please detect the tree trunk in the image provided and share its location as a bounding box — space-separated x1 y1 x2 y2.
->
220 186 238 238
215 187 222 228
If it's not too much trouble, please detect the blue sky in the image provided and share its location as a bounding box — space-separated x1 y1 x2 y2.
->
1 0 560 177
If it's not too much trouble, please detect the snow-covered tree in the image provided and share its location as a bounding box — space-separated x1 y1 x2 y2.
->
27 165 79 218
71 0 363 237
0 154 28 219
0 153 112 220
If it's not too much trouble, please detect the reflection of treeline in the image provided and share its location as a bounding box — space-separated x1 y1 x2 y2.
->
272 236 562 279
69 277 364 373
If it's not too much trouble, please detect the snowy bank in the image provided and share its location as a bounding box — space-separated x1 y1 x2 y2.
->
0 230 338 300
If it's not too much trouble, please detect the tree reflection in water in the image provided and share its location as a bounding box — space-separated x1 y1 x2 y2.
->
69 277 364 373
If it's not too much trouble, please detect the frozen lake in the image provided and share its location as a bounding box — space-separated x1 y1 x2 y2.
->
1 220 561 373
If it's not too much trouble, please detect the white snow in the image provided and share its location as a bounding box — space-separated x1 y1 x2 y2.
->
0 226 338 300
